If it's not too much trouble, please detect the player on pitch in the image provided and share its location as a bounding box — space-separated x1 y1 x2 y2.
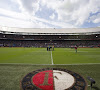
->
75 45 78 53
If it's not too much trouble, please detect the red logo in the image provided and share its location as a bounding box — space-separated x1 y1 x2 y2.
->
32 70 53 90
21 68 87 90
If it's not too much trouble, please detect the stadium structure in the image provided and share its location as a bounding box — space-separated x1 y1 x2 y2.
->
0 26 100 90
0 26 100 48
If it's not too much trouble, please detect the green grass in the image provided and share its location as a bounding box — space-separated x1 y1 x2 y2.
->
0 64 100 90
0 47 100 64
0 47 100 90
0 48 51 64
53 48 100 64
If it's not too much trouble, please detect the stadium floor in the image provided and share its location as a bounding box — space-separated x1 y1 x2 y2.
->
0 47 100 90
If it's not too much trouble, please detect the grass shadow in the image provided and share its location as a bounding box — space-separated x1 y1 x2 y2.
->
92 86 100 90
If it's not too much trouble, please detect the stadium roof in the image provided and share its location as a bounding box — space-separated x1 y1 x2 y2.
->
0 26 100 35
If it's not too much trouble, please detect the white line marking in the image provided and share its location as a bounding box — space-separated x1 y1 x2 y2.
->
0 63 100 65
53 63 100 65
51 51 54 65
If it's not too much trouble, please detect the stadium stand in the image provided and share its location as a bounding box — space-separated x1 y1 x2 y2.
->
0 26 100 48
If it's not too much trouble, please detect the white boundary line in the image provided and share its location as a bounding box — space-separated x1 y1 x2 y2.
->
0 63 100 65
51 51 54 65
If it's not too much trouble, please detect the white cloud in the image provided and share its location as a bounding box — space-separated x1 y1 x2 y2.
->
49 13 55 20
40 0 100 26
17 0 40 15
0 8 31 20
90 13 100 23
0 8 76 28
0 8 51 28
0 0 100 28
0 15 51 28
0 0 12 10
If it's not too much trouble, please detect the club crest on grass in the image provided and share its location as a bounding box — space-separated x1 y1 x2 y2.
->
21 68 87 90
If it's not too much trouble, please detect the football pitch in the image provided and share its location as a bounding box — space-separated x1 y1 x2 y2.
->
0 47 100 90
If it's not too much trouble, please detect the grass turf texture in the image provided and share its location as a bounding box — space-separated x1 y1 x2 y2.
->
0 47 100 90
0 48 100 64
0 64 100 90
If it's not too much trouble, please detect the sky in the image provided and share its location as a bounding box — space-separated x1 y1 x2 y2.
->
0 0 100 28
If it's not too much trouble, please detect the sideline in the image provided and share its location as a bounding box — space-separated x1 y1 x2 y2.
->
0 63 100 65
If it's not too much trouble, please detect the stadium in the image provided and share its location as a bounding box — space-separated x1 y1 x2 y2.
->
0 25 100 90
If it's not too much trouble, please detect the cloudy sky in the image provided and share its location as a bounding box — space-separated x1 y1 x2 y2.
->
0 0 100 28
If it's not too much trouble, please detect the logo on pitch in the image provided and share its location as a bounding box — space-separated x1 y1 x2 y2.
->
21 68 87 90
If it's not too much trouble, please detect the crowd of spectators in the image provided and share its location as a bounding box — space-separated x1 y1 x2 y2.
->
0 33 100 48
0 39 100 48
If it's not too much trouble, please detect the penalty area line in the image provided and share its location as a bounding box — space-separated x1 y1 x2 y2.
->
51 51 54 65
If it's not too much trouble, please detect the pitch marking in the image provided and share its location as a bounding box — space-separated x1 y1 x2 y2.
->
0 63 100 65
51 51 54 65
